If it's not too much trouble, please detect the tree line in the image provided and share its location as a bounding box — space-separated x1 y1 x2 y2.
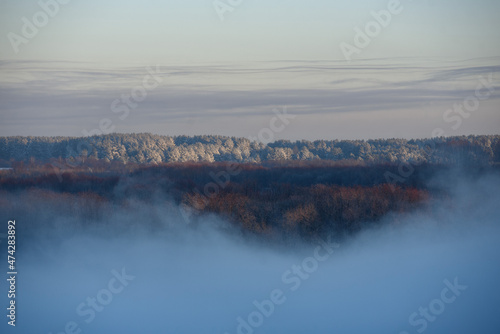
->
0 134 499 166
1 161 443 240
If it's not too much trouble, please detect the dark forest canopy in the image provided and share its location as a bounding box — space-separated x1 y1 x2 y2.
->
0 160 432 240
1 157 498 241
0 134 499 166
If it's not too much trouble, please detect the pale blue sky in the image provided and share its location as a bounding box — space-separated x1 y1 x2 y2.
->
0 0 499 139
1 0 499 62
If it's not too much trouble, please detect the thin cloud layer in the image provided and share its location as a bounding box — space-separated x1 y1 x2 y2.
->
0 58 499 139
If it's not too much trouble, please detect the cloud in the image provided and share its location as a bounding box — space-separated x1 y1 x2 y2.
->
0 58 499 138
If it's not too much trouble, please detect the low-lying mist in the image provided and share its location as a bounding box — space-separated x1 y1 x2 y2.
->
1 172 499 334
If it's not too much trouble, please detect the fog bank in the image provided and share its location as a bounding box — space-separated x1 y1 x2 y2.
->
1 175 499 334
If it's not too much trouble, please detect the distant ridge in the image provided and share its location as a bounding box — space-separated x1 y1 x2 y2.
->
0 134 499 165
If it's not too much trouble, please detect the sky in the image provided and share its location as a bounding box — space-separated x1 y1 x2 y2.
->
0 0 499 139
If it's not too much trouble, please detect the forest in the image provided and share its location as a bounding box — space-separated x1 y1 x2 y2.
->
0 133 499 166
3 157 495 241
2 133 499 241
